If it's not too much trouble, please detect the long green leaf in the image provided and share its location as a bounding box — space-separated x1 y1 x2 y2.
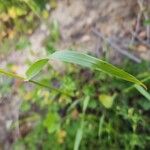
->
124 76 150 93
98 114 105 137
74 125 83 150
144 20 150 26
26 58 49 80
50 50 146 88
135 85 150 101
83 96 90 113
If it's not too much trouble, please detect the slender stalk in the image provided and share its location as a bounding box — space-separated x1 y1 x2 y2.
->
0 68 72 97
29 79 71 96
92 28 141 63
0 69 25 80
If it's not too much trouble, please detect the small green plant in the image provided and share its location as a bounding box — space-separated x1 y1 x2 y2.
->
0 50 146 93
1 50 150 150
1 50 149 102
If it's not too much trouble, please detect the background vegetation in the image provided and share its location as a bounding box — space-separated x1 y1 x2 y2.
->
0 0 150 150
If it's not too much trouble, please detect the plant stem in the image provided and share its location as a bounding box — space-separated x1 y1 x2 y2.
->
0 68 72 97
29 79 72 96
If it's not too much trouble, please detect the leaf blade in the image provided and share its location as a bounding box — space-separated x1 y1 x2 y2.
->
98 114 105 137
99 94 114 109
83 96 90 113
135 85 150 101
26 58 49 80
50 50 145 88
74 126 83 150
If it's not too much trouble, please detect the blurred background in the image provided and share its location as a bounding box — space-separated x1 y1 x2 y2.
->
0 0 150 149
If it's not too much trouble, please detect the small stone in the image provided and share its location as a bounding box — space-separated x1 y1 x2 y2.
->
137 45 147 52
138 31 146 39
81 35 90 42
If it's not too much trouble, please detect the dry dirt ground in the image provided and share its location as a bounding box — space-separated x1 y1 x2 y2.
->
0 0 150 149
1 0 150 70
58 0 150 63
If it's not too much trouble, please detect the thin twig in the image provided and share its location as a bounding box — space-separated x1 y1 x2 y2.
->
130 11 142 45
92 28 141 63
129 27 150 48
122 22 150 48
138 0 150 43
29 79 72 97
144 14 150 43
0 68 72 97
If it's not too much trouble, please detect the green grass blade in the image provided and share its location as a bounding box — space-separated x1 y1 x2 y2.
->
74 125 83 150
50 50 145 88
144 20 150 26
83 96 90 113
98 114 105 137
124 76 150 93
135 85 150 101
26 58 49 80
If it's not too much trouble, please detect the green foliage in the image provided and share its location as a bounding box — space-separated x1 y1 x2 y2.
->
44 20 60 54
0 0 50 53
16 36 31 50
0 1 150 147
9 61 150 149
55 51 146 87
74 125 83 150
2 58 146 150
99 94 116 109
0 51 150 149
43 112 60 134
26 59 49 80
144 19 150 25
26 50 145 87
98 114 105 138
135 85 150 101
